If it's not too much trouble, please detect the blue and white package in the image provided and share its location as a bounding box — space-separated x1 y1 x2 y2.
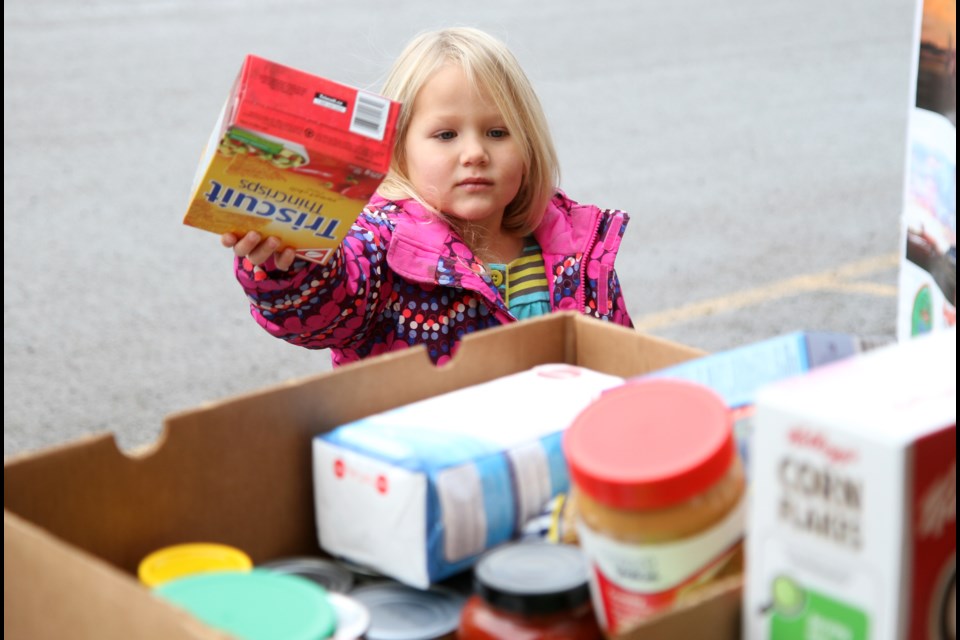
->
312 364 624 588
637 331 862 473
640 331 860 409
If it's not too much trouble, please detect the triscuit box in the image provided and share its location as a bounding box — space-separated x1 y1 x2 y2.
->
313 364 624 588
745 328 956 640
5 314 742 640
183 54 401 264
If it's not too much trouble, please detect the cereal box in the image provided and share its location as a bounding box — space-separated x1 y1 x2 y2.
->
745 328 956 640
183 55 401 264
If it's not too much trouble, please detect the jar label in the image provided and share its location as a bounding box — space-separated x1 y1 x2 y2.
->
576 496 745 634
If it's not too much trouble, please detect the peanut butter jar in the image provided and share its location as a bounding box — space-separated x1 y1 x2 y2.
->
562 379 745 636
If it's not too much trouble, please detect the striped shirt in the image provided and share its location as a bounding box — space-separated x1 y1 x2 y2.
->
488 238 551 319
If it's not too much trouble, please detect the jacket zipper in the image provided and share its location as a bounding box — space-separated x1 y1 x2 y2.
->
577 207 605 313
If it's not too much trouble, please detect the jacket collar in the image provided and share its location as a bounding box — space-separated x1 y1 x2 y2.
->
377 196 488 291
375 192 602 287
533 190 602 257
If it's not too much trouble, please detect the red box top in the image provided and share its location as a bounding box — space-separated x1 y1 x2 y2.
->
229 55 401 175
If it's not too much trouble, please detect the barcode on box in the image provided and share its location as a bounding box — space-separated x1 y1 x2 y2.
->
350 91 390 141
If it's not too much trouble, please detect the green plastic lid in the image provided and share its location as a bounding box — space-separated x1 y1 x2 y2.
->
156 569 337 640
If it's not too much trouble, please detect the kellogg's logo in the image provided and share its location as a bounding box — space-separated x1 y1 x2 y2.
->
788 428 857 464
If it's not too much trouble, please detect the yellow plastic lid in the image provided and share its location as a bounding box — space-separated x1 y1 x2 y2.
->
138 542 253 588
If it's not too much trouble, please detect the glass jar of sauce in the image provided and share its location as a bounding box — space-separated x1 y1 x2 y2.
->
458 540 602 639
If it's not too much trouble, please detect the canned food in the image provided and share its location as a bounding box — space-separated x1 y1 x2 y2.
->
350 582 464 640
259 556 355 593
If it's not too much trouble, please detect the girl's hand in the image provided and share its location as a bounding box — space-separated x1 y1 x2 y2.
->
221 231 297 271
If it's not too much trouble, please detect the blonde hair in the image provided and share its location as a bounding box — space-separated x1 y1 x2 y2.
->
377 27 559 237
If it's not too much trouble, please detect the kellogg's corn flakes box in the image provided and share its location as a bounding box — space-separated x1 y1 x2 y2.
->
184 55 401 264
745 328 956 640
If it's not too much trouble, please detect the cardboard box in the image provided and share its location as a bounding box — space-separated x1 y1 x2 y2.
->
745 328 956 640
183 55 401 264
4 313 742 639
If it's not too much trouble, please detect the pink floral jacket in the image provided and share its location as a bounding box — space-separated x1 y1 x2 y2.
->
235 191 633 366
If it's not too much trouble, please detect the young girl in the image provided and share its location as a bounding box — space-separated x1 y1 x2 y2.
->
223 27 633 366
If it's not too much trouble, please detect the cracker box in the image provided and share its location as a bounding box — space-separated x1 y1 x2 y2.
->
183 55 401 264
745 328 956 640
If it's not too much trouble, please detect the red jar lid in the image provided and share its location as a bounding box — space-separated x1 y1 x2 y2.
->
563 379 734 510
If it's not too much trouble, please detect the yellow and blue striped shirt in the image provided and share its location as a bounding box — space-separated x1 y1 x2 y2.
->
488 238 551 319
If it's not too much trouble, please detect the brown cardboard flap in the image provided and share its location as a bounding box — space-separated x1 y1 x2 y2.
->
615 575 743 639
575 321 706 376
4 510 228 640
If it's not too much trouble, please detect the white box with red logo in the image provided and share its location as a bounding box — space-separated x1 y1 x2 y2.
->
311 364 624 588
745 328 956 640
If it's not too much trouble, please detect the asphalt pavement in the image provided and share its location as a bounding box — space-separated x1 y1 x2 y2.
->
4 0 918 456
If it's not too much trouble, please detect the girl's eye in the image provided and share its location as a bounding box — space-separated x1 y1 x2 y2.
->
488 129 509 138
435 131 456 140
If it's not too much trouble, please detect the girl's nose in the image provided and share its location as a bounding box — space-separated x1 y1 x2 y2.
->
460 135 489 166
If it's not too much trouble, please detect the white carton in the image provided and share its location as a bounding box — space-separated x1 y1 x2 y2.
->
312 364 624 588
745 328 956 640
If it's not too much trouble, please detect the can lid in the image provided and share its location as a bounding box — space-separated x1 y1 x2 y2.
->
474 541 591 615
563 379 734 509
259 556 355 593
334 557 387 581
349 582 464 640
155 569 337 640
327 592 372 640
138 542 253 588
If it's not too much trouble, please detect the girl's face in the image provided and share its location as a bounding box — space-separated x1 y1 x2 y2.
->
403 63 524 234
